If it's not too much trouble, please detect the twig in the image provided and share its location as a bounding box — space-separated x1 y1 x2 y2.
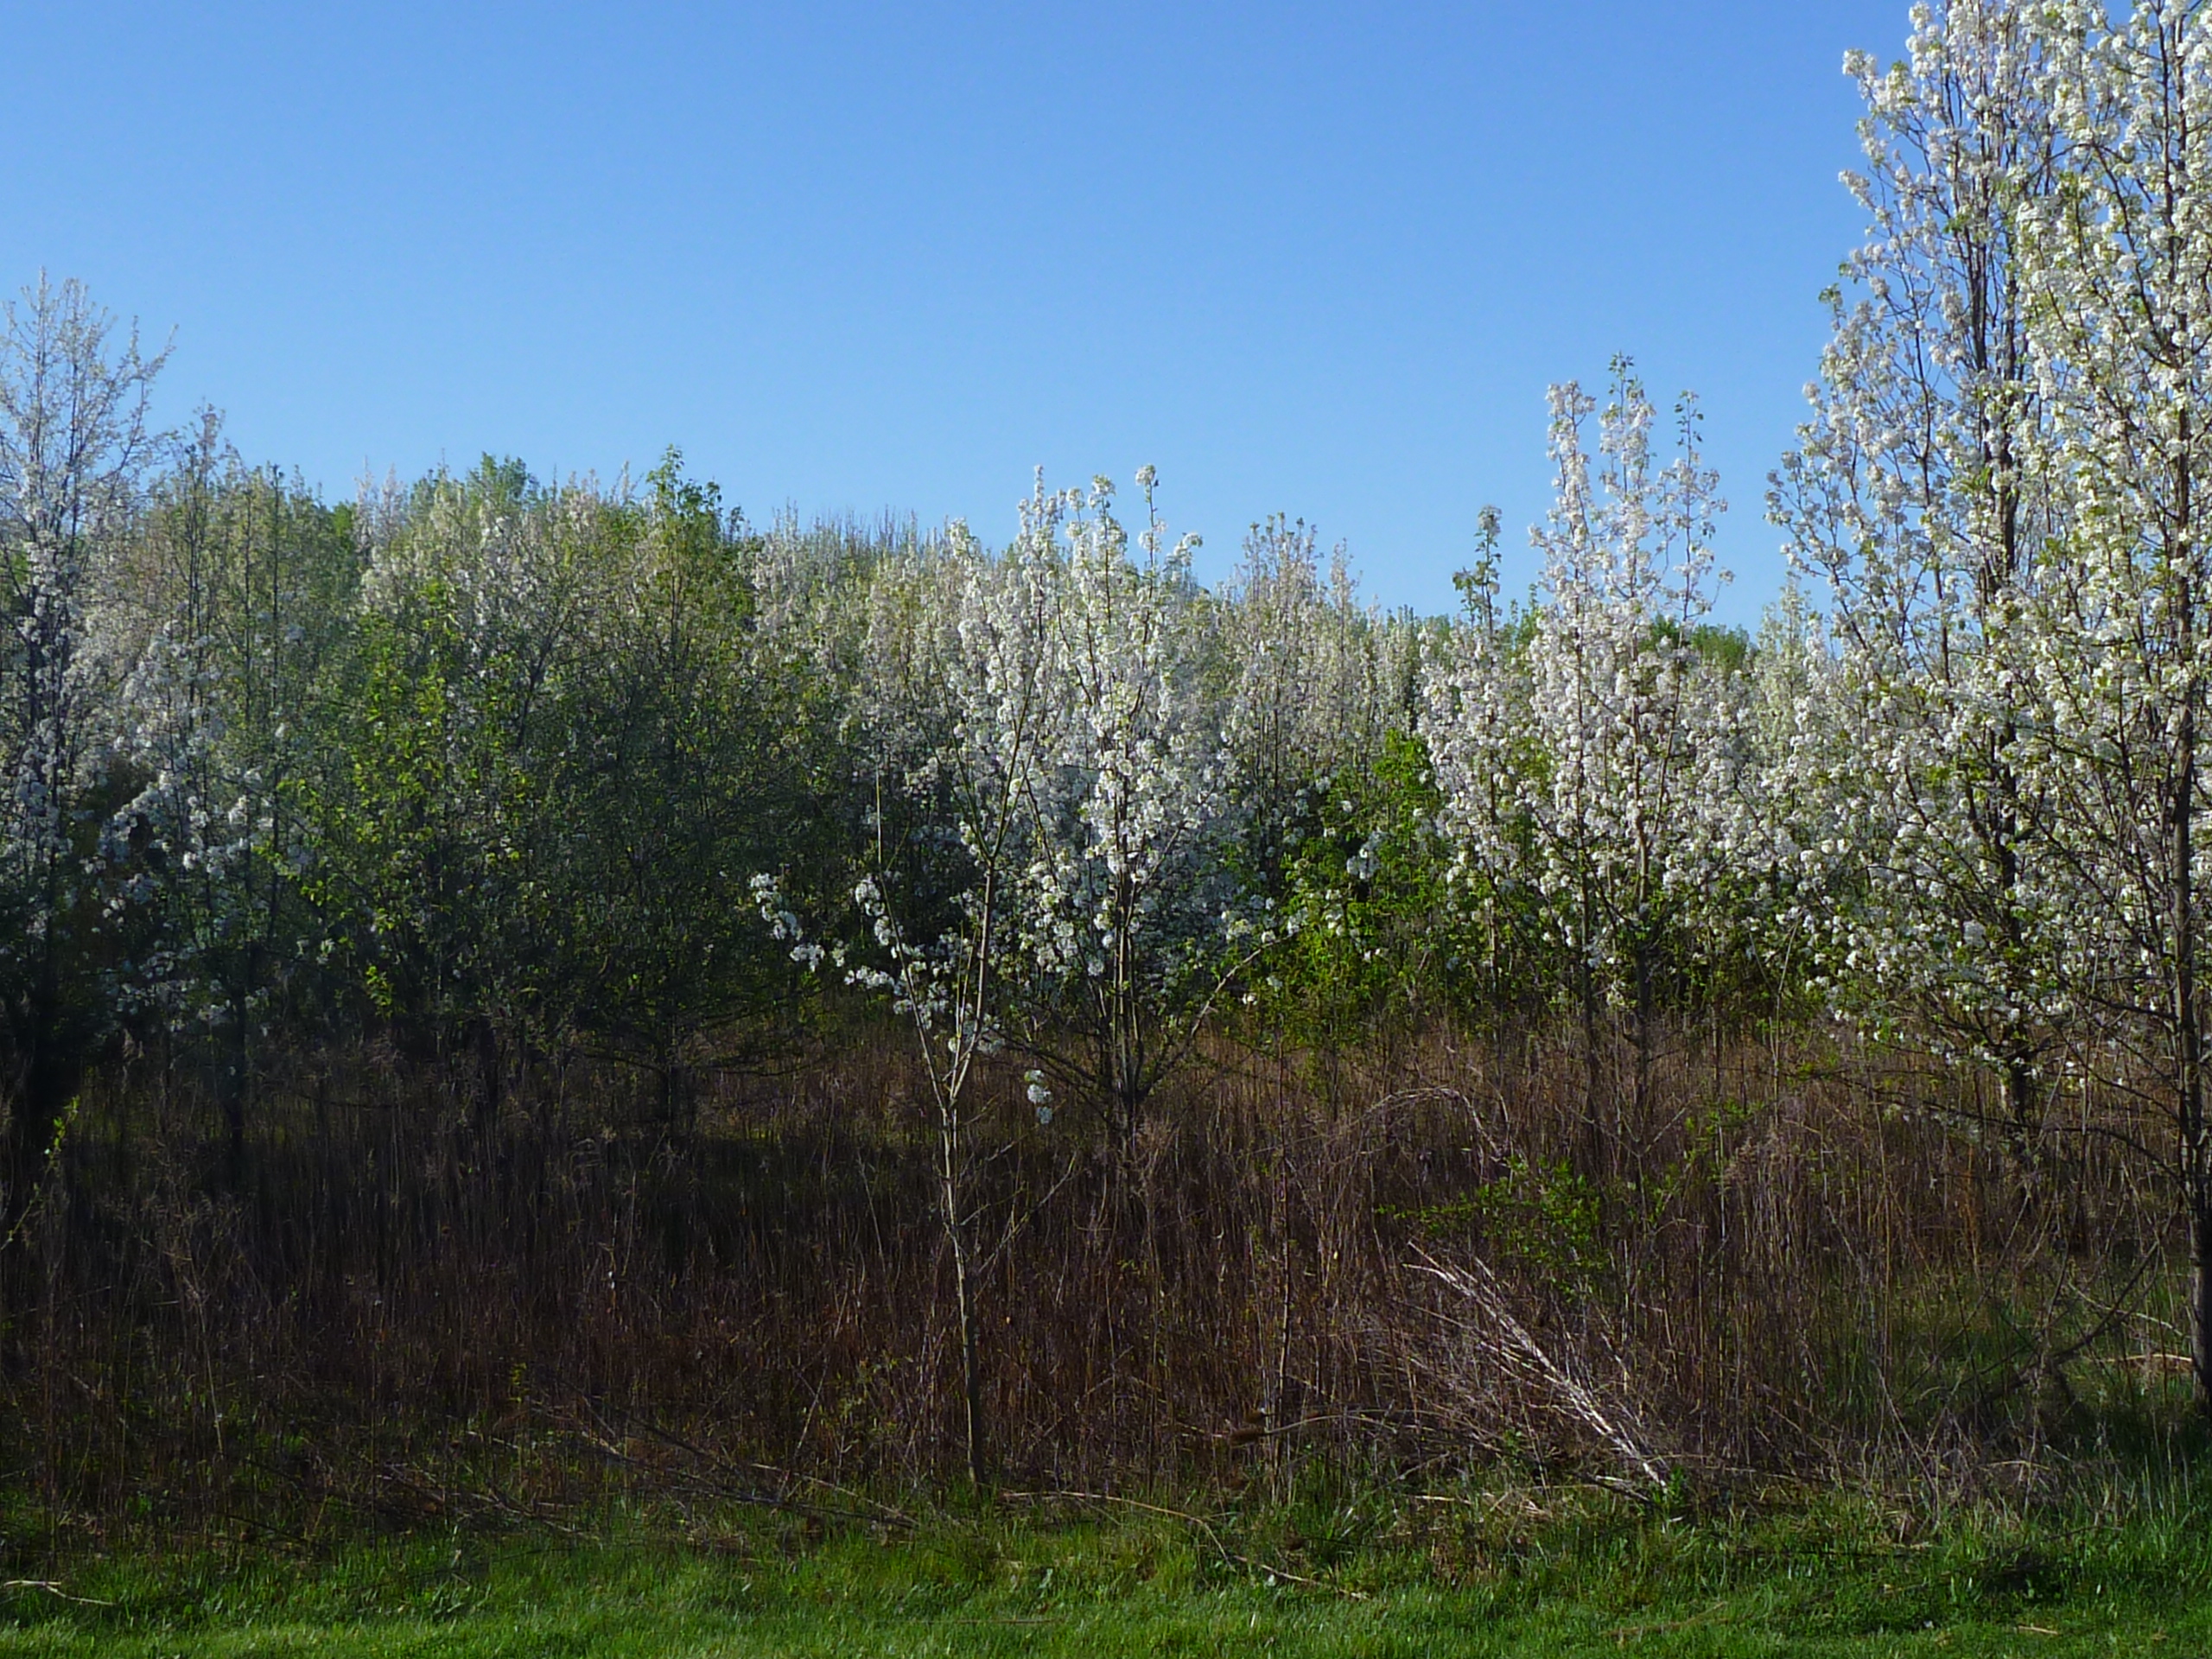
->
0 1580 114 1607
572 1398 915 1530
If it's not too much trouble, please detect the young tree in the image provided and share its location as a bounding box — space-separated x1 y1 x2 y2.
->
109 423 357 1170
1218 514 1417 893
760 467 1266 1473
1426 508 1548 1015
1433 365 1729 1169
301 456 600 1118
1705 582 1848 1020
1217 515 1448 1049
1007 471 1255 1144
760 504 1063 1490
543 456 821 1113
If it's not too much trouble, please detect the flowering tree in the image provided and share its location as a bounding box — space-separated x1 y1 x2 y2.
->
107 422 355 1169
1776 0 2212 1412
1009 470 1250 1142
759 501 1063 1489
1707 582 1849 1016
1216 514 1450 1049
756 467 1268 1473
2008 0 2212 1404
1425 509 1547 1013
298 456 596 1121
291 451 818 1127
1218 513 1420 888
1770 0 2069 1141
1433 364 1730 1165
0 276 168 1231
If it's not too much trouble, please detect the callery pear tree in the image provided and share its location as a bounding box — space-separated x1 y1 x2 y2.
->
1432 363 1730 1171
758 499 1065 1491
2012 0 2212 1410
1770 0 2068 1147
1008 470 1255 1144
110 423 356 1171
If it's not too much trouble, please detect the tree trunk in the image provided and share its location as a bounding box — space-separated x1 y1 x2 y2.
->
474 1016 504 1141
2195 1178 2212 1412
1578 887 1605 1181
2171 430 2209 1416
938 1098 988 1492
2181 690 2210 1416
223 983 251 1186
1633 932 1655 1147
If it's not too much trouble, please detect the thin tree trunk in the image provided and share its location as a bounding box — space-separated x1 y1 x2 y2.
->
1633 933 1654 1152
2177 712 2209 1409
2170 423 2210 1415
938 1096 987 1491
474 1017 503 1141
1580 950 1605 1182
224 977 251 1185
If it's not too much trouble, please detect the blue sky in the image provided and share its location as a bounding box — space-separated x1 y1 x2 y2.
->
3 2 1906 622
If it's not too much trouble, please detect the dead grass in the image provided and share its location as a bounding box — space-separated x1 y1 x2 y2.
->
0 1014 2190 1548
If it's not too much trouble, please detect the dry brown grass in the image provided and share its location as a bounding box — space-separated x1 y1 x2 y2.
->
0 1014 2183 1544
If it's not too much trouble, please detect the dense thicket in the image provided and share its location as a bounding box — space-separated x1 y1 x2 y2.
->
10 0 2212 1530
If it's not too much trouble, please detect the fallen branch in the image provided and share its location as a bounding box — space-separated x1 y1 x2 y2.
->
1409 1248 1669 1493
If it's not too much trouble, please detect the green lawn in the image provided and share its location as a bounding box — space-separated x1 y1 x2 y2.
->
6 1491 2210 1657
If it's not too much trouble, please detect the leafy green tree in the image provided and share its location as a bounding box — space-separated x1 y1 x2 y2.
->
1246 729 1469 1057
296 457 588 1116
540 454 827 1111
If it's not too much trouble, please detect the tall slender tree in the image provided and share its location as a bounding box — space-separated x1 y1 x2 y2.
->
0 276 168 1233
2015 0 2212 1407
1433 365 1728 1168
1770 0 2068 1143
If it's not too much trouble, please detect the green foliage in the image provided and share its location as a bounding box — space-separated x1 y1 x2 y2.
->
525 451 821 1080
1382 1155 1601 1293
262 449 843 1095
1247 733 1469 1050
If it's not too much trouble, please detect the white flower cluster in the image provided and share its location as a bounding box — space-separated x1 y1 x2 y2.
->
811 469 1253 1135
1426 363 1740 1016
0 277 169 999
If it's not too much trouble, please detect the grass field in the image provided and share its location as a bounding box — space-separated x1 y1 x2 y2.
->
6 1480 2212 1657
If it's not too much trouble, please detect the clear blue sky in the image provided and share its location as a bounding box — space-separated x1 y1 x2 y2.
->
2 2 1907 622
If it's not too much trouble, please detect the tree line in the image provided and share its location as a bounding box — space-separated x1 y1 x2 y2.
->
9 0 2212 1497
